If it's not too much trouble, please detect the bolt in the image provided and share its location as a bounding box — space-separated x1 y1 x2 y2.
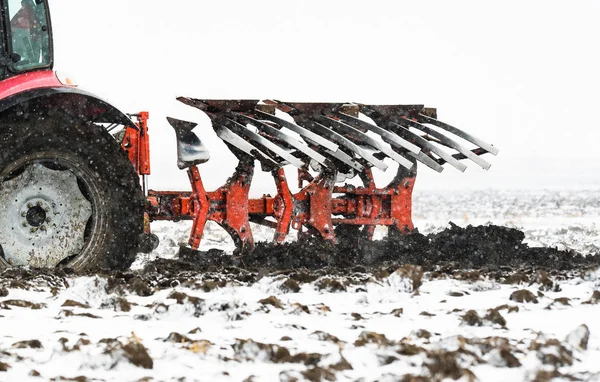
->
30 227 37 233
44 207 50 212
21 211 26 217
22 221 28 227
46 217 51 223
36 201 42 206
27 203 33 208
40 226 46 231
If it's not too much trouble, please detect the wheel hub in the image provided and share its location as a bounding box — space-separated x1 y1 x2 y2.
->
26 205 47 227
0 163 93 267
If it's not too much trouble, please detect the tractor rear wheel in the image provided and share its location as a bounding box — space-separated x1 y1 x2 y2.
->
0 116 144 271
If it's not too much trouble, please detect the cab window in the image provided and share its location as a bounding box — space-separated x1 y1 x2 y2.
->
7 0 51 71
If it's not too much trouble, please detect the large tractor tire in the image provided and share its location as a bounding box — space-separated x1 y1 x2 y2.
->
0 114 145 271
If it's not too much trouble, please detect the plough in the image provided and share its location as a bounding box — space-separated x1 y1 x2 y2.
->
132 99 498 255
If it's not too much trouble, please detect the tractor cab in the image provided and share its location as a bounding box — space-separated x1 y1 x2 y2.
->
3 0 52 74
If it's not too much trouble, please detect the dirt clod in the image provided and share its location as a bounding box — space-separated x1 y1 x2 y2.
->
503 273 529 285
315 278 346 292
61 300 90 309
232 339 291 363
425 351 464 380
484 308 507 327
354 331 391 347
1 299 46 309
509 289 538 303
164 332 192 343
280 278 300 293
59 310 101 319
259 296 282 309
584 290 600 304
489 348 521 367
122 342 153 369
13 339 42 349
461 310 482 326
301 366 336 382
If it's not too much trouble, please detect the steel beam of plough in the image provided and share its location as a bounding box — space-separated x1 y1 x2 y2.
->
320 116 414 170
254 110 339 152
389 122 467 172
231 113 331 168
214 125 278 166
396 117 491 170
222 118 305 168
418 114 499 156
177 97 260 115
300 120 388 171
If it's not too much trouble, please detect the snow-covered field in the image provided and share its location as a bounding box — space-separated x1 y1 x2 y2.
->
1 189 600 382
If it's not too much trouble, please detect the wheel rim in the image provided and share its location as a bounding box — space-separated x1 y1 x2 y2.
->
0 161 94 268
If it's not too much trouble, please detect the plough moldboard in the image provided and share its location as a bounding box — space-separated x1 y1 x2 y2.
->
137 98 498 255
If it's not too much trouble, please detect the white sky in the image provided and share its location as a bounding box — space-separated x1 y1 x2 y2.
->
48 0 600 194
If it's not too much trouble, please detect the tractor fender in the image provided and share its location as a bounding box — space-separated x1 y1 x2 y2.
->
0 77 137 128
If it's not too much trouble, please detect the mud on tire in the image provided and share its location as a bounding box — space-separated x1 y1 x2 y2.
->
0 114 144 271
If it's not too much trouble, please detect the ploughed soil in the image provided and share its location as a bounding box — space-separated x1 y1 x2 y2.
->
1 224 598 286
173 223 600 274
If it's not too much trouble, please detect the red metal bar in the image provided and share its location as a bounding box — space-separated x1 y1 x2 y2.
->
147 171 416 248
121 112 151 176
272 168 293 243
187 166 209 250
137 112 151 176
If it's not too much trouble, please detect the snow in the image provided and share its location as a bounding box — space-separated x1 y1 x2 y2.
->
1 189 600 381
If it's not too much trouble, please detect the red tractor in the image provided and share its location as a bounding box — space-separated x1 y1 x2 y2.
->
0 0 498 271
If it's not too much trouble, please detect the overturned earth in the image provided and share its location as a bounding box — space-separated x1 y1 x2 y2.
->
171 223 600 275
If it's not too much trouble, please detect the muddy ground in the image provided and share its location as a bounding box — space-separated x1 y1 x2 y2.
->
167 223 600 276
1 222 600 381
3 223 598 290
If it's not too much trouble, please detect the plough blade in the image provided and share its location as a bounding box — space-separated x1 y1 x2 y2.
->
149 98 498 254
215 125 279 167
253 110 339 152
320 116 415 170
417 114 499 156
231 112 331 168
395 117 491 170
336 112 421 154
299 119 388 171
387 121 468 172
222 117 305 168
